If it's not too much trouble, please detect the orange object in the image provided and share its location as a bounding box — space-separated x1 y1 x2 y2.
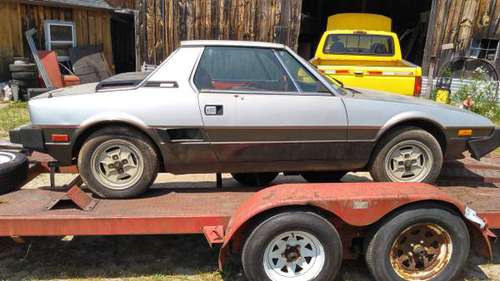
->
37 51 80 88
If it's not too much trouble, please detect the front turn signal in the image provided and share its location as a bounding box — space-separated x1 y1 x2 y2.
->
458 129 473 137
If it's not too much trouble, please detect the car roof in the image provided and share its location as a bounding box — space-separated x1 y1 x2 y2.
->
180 40 286 49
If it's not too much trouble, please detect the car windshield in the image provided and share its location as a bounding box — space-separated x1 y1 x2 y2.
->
323 34 394 56
276 50 348 95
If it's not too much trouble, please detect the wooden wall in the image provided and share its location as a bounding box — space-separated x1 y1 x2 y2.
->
425 0 500 75
136 0 302 66
106 0 138 10
0 1 113 81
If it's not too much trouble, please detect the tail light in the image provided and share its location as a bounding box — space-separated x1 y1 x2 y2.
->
414 76 422 97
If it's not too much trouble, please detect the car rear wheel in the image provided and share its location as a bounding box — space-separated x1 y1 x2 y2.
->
78 127 159 198
301 171 347 183
232 172 278 187
365 207 470 281
242 211 343 281
370 127 442 183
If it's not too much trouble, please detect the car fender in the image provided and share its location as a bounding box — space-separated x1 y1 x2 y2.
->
376 110 447 140
71 112 163 158
219 182 494 268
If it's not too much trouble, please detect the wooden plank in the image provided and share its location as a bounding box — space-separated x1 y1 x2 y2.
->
146 0 155 64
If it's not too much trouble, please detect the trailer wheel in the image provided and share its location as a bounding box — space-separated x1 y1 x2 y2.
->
232 172 278 187
0 151 28 194
78 127 159 198
242 211 342 281
365 207 470 281
301 171 347 183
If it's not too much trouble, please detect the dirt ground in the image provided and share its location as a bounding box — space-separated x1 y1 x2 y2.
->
1 173 500 281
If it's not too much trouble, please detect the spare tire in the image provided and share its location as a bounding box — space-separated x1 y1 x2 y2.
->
9 63 37 72
0 151 28 195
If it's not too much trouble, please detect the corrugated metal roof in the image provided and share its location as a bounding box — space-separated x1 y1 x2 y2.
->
20 0 113 10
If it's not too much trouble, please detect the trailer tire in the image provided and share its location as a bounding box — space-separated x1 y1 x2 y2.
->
370 127 442 183
365 207 470 281
78 127 159 199
0 151 28 195
301 171 347 183
232 172 278 187
242 211 342 281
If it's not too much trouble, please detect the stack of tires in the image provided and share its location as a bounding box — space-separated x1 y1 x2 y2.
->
9 59 39 101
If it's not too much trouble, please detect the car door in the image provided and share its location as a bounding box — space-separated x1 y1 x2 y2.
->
194 46 348 171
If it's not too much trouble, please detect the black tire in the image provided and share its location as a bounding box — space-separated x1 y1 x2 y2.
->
9 63 37 72
11 71 37 80
232 172 278 187
370 127 443 183
0 151 28 195
301 171 347 183
365 206 470 281
242 211 343 281
11 79 40 88
78 127 159 199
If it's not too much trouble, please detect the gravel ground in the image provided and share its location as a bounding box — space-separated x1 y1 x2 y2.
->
0 172 498 281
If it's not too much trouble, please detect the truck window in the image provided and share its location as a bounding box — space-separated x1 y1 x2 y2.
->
194 47 296 93
323 34 394 56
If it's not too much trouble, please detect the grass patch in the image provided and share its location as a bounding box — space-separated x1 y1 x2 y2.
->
0 102 29 140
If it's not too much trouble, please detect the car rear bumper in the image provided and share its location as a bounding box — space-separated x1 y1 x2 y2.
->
468 127 500 160
9 124 46 152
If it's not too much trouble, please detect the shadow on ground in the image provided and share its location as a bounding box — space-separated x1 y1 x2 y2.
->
0 232 497 281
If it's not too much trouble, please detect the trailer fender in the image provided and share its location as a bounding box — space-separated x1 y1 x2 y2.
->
219 182 494 268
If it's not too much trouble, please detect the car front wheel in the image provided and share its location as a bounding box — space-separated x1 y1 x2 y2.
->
78 127 159 198
370 127 443 183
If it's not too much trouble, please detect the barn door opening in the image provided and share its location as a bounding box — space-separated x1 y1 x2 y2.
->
298 0 433 67
111 12 136 74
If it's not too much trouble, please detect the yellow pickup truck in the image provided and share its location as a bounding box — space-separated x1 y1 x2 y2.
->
311 13 422 96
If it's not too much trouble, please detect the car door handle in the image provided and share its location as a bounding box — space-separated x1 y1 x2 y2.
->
205 105 223 116
353 70 364 75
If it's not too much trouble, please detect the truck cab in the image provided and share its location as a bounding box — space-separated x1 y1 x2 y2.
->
311 13 422 96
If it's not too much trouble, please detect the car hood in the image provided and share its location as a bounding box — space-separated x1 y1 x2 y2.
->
349 88 468 113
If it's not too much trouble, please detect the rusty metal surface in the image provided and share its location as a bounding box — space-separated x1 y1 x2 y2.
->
0 188 252 236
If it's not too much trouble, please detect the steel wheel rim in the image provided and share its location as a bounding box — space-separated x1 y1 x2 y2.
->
90 139 144 190
0 152 15 165
390 223 453 280
384 140 433 182
263 230 326 281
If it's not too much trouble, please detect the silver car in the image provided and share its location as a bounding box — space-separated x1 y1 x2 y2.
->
10 40 499 198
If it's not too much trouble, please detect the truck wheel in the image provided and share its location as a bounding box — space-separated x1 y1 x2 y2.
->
232 172 278 187
301 171 347 183
242 211 342 281
78 127 159 199
0 151 28 195
370 127 442 183
365 207 470 281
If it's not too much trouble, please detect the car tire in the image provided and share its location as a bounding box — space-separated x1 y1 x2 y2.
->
78 127 159 199
242 211 343 281
9 63 37 72
301 171 347 183
370 127 443 183
11 71 37 80
365 206 470 281
0 151 29 195
232 172 278 187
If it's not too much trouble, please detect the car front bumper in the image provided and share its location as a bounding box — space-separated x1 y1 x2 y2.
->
468 127 500 160
9 124 46 152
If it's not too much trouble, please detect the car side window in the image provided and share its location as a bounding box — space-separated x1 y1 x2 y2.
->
194 47 297 93
276 50 327 93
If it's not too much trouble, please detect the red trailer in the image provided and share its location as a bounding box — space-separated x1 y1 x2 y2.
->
0 150 499 281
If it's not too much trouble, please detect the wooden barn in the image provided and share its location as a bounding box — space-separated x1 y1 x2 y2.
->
3 0 500 83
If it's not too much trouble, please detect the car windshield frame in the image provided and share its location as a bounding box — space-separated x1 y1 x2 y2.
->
323 33 395 57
